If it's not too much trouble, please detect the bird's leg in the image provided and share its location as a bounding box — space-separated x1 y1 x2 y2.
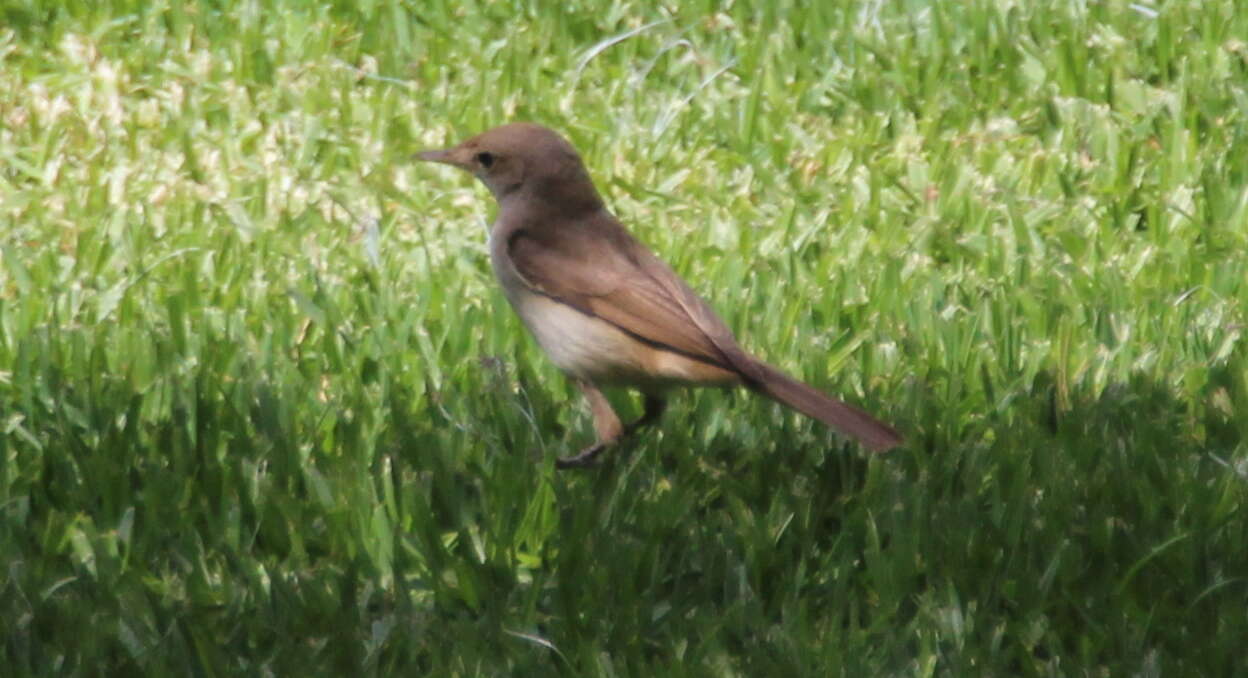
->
555 381 622 469
627 393 667 433
555 383 667 469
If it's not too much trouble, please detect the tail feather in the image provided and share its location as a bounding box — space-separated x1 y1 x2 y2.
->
747 359 902 452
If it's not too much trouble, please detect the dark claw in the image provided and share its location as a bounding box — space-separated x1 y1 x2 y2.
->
555 441 611 469
554 395 667 470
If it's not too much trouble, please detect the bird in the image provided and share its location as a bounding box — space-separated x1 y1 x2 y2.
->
416 122 902 468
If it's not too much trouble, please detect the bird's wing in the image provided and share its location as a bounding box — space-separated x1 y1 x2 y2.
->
506 211 746 371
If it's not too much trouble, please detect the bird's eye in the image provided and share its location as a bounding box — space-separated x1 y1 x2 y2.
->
475 151 494 168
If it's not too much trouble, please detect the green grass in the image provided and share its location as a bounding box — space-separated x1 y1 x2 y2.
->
2 0 1246 674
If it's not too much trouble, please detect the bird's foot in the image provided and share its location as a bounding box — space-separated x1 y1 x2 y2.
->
554 393 666 470
554 440 614 469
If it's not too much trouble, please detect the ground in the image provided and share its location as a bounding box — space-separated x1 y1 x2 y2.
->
1 1 1245 675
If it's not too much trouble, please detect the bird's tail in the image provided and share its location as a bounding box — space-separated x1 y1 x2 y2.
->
745 358 902 452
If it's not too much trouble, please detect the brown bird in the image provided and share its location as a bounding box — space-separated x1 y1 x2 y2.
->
417 123 901 468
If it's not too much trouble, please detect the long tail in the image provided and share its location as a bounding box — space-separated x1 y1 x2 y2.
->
745 358 902 452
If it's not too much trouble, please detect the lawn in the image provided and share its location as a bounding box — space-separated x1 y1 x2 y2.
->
1 0 1245 675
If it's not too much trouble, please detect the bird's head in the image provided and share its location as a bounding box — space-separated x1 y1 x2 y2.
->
416 122 602 213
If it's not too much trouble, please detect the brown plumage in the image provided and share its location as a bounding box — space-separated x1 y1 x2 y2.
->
417 122 902 467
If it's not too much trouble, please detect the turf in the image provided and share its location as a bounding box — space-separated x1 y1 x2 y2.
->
1 0 1246 675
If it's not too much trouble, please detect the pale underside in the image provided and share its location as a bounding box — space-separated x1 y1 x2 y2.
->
487 222 741 390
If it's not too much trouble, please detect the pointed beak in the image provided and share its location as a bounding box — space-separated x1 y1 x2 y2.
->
413 148 469 169
414 149 451 163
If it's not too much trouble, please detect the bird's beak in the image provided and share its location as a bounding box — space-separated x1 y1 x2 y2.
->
413 148 468 169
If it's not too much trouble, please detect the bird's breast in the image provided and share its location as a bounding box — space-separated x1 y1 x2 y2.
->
487 231 638 380
486 228 737 388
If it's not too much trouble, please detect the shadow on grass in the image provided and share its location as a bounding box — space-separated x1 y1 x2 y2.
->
2 347 1243 675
